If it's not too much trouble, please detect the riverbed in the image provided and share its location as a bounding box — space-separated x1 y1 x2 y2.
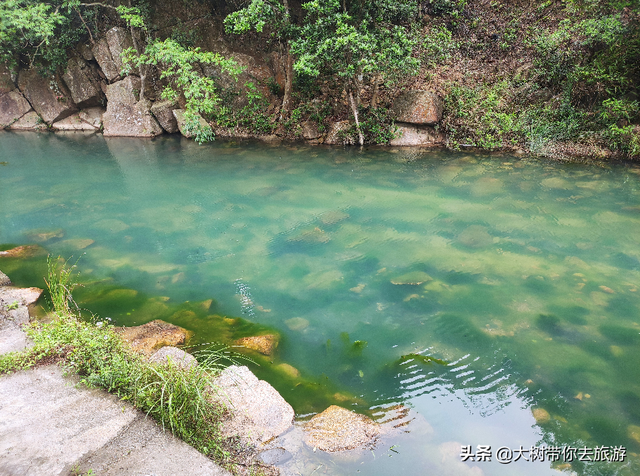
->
1 132 639 475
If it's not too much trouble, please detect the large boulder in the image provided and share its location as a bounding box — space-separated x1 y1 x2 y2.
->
51 113 98 131
0 64 16 94
324 120 354 145
115 319 192 356
102 76 163 137
0 271 11 286
106 27 135 75
62 57 104 108
214 365 294 447
17 68 77 124
173 109 210 139
303 405 380 452
150 99 179 133
391 90 443 125
8 111 47 131
78 107 105 129
389 123 445 146
92 37 120 82
149 346 198 370
234 334 279 356
0 91 32 128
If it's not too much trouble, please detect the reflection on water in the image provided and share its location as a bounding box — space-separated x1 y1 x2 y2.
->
1 132 640 475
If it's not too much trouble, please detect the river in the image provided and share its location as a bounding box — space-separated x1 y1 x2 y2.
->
1 132 639 475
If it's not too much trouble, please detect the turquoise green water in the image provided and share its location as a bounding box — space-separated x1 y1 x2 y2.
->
1 132 640 475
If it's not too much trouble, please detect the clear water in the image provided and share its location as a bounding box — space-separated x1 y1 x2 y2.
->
1 132 640 476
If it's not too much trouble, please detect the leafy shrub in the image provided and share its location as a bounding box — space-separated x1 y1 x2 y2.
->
420 24 458 65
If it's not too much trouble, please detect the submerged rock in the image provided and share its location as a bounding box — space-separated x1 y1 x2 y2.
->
56 238 95 250
390 271 433 285
287 227 330 244
0 245 46 259
25 228 64 242
275 363 300 379
116 319 192 356
284 317 309 331
235 334 279 356
214 365 294 446
149 346 197 370
303 405 380 452
457 225 493 248
532 407 551 424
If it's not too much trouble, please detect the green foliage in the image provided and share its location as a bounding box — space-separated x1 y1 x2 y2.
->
358 107 398 145
420 24 458 65
444 81 523 149
214 82 275 134
291 0 419 84
427 0 467 17
182 111 215 144
0 0 92 69
224 0 287 35
122 37 242 142
115 5 145 29
0 259 234 459
44 255 79 315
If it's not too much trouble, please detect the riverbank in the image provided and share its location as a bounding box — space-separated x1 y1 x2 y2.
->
0 269 232 475
0 256 389 476
1 1 638 160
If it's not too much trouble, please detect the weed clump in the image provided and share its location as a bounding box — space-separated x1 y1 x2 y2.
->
0 257 231 460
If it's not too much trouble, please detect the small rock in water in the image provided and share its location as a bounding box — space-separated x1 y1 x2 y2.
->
56 238 95 250
275 363 300 378
391 271 433 285
258 447 292 465
599 285 615 294
115 319 191 356
0 245 46 259
303 405 380 452
349 283 366 293
628 425 640 446
532 407 551 424
457 225 493 248
319 210 349 226
25 228 64 242
235 334 279 355
285 317 309 331
287 227 330 243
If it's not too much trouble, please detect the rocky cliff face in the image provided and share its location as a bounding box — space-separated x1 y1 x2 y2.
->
0 25 445 147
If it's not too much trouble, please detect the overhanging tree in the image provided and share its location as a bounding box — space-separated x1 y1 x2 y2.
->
291 0 419 145
224 0 296 121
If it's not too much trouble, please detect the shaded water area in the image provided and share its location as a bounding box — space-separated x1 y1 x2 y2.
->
1 132 640 475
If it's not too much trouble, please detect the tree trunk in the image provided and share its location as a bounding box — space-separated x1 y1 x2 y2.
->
279 46 293 122
371 75 380 109
349 88 364 146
